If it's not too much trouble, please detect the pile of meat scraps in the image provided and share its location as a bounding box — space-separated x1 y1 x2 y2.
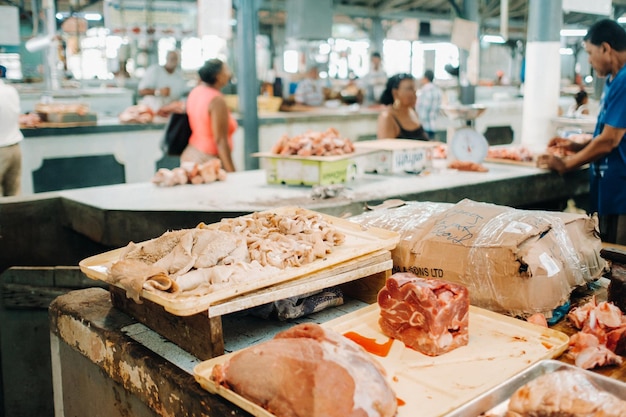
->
152 160 226 186
118 104 154 124
271 127 355 156
487 145 534 162
447 160 489 172
109 209 345 302
566 297 626 369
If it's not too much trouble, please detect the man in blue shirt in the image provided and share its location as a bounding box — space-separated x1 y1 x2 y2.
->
538 19 626 244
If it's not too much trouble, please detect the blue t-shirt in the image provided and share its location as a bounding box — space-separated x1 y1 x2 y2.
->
589 65 626 215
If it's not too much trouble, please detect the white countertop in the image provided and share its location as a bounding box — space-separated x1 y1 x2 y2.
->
58 163 548 213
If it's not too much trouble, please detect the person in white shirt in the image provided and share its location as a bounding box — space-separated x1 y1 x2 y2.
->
362 52 388 104
294 66 326 107
416 69 443 139
0 67 26 196
138 50 188 106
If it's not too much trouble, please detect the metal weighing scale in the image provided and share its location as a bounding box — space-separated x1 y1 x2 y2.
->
441 104 489 162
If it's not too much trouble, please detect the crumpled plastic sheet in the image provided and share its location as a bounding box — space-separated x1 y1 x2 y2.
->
350 199 602 317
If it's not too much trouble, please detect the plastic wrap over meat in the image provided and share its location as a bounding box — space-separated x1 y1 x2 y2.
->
350 199 606 317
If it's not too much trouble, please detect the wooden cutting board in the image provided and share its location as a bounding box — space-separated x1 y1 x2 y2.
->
484 157 537 167
79 207 400 316
193 304 569 417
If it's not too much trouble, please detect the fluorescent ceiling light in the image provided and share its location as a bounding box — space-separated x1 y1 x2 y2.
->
482 35 506 44
84 13 102 21
560 47 574 55
618 16 626 23
560 29 587 37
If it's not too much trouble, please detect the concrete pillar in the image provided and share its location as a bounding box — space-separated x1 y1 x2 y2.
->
423 50 436 74
236 0 260 170
42 0 59 90
371 17 384 55
521 0 562 151
459 0 479 104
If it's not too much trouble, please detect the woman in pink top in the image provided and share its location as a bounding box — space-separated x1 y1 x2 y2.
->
181 59 237 172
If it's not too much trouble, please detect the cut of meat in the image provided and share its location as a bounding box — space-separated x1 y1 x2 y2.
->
447 160 489 172
566 298 626 369
210 323 397 417
505 369 626 417
377 272 469 356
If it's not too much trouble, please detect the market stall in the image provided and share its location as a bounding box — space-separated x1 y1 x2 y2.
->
47 235 626 417
18 108 380 194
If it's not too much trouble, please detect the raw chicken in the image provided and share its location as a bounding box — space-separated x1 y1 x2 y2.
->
118 104 154 123
505 369 626 417
271 128 355 156
487 146 534 162
566 297 626 369
447 160 489 172
211 323 397 417
152 159 227 187
377 272 469 356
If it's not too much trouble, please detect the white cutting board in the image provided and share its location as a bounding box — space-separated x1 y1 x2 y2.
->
193 304 569 417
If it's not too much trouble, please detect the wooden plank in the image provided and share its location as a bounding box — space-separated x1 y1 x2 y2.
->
207 250 391 317
484 157 536 167
109 286 224 360
35 121 97 128
109 251 391 359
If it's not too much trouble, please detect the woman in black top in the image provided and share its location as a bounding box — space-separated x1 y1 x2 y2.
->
376 73 430 140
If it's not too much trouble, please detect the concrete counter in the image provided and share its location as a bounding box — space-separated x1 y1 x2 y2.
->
18 109 379 194
0 163 589 416
0 163 589 268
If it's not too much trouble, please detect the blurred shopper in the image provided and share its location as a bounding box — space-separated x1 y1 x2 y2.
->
294 66 326 107
565 89 591 117
138 50 188 113
0 65 37 196
377 73 429 140
416 69 442 139
362 52 388 104
537 19 626 244
181 59 237 172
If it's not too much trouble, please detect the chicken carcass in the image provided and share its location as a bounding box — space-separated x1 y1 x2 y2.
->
505 369 626 417
211 323 397 417
377 272 469 356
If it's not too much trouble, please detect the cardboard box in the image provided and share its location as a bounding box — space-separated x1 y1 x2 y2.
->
354 139 438 174
254 153 358 186
350 199 606 317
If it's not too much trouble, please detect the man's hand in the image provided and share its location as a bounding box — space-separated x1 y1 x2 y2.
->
536 153 568 174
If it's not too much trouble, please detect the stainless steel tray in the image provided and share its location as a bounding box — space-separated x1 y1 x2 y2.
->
444 359 626 417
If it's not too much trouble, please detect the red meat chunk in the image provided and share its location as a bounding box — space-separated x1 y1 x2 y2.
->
377 272 469 356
